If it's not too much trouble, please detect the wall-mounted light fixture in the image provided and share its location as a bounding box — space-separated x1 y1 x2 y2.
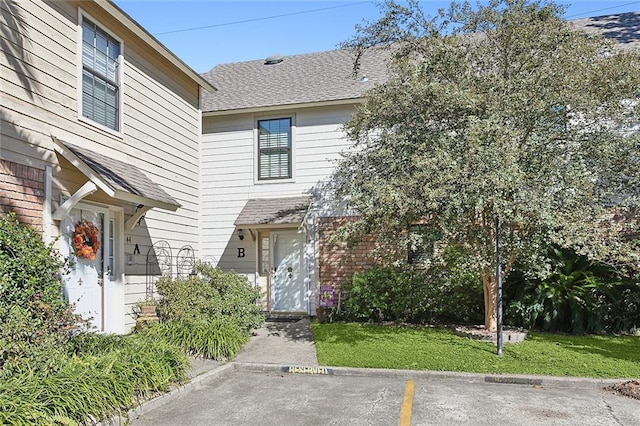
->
238 228 244 241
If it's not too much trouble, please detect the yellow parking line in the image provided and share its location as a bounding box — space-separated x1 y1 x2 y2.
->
399 379 415 426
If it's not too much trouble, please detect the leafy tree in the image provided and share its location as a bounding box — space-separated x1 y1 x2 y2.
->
332 0 640 330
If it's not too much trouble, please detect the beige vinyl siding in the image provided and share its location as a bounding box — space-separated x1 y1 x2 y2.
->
200 105 354 266
2 0 204 330
2 0 201 240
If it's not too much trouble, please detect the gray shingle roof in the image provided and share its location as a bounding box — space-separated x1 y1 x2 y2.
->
235 196 312 226
201 12 638 114
571 11 640 51
55 139 180 210
200 48 390 113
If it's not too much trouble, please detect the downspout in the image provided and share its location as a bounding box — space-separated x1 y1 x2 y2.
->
298 200 315 315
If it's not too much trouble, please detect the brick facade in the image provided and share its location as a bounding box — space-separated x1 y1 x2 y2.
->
318 216 380 293
0 160 45 231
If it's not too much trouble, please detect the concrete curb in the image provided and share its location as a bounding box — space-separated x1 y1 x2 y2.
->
232 362 626 389
129 363 236 418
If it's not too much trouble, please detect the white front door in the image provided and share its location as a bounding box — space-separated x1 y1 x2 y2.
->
270 230 305 312
62 205 110 331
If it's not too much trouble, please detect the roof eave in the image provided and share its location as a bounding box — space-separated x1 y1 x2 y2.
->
99 0 216 93
202 97 367 117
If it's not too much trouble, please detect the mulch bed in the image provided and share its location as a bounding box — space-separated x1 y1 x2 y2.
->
605 380 640 400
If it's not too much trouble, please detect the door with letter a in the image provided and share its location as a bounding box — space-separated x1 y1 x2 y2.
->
270 230 305 312
62 205 111 331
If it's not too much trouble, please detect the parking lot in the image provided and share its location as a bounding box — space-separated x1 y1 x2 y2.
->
129 367 639 425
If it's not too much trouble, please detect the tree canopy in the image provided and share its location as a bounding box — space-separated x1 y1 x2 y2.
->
332 0 640 330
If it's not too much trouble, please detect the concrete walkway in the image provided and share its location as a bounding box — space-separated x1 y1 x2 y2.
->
233 318 318 366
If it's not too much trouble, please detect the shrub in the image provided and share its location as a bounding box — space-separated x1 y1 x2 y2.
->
505 246 639 334
340 260 483 325
0 332 189 425
342 267 413 322
155 262 264 334
0 213 80 378
420 258 484 325
138 319 247 360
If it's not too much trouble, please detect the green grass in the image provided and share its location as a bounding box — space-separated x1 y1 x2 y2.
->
312 323 640 378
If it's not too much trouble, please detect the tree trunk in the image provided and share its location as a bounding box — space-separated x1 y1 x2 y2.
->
482 268 497 332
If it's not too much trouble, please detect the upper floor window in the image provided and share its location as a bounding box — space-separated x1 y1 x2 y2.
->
81 17 121 131
258 118 291 180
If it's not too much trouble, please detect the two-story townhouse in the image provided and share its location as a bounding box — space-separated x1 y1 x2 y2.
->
199 11 639 318
1 0 215 333
199 49 389 317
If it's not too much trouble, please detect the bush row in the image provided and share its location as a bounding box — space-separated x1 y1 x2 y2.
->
337 246 640 334
338 253 483 325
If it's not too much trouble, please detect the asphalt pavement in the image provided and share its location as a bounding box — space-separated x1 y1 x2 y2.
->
123 319 639 426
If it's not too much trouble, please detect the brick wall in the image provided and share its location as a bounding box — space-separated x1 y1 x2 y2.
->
318 216 380 293
0 160 45 231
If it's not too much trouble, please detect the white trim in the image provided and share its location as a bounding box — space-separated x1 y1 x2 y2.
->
197 107 203 255
53 181 98 220
52 137 115 196
43 166 52 243
254 114 296 185
108 205 126 334
97 0 215 92
77 9 125 136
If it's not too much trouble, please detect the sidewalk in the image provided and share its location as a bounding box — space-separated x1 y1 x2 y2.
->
233 318 318 366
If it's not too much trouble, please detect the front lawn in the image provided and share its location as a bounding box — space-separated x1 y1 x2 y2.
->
312 323 640 378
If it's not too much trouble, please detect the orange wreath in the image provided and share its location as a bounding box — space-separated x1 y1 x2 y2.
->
73 220 100 260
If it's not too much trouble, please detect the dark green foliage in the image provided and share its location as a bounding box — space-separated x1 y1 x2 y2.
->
155 261 264 334
340 262 483 325
0 332 189 425
505 246 639 334
342 267 414 322
0 213 80 377
138 319 247 360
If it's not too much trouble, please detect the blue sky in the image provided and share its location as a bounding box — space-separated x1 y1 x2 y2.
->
112 1 640 73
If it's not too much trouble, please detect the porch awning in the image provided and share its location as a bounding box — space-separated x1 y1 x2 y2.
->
52 136 180 211
235 196 312 226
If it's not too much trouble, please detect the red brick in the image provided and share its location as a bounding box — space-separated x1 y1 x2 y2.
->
0 160 44 233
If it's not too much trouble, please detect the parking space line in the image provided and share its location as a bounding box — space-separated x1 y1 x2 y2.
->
399 379 415 426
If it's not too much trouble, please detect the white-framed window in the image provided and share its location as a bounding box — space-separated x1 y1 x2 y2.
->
79 13 122 132
257 117 292 180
